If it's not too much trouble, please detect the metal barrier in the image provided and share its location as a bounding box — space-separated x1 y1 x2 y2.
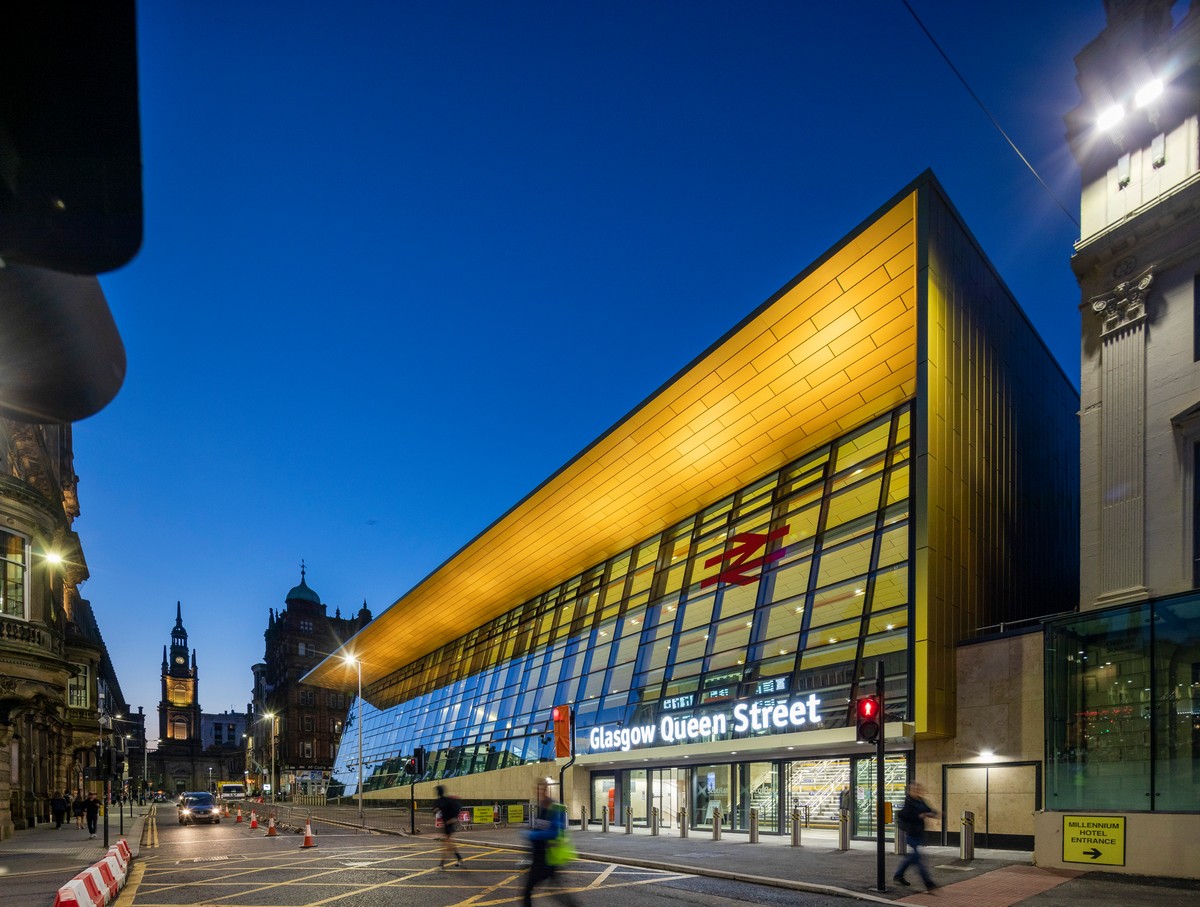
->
602 805 609 833
580 805 587 832
712 808 722 841
749 807 759 843
960 810 975 861
679 806 688 839
837 809 850 850
791 808 802 847
625 805 633 835
650 806 659 836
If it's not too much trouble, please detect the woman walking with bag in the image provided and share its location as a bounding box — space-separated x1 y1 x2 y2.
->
522 778 578 907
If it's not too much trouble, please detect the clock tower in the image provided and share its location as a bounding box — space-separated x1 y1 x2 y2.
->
159 601 201 744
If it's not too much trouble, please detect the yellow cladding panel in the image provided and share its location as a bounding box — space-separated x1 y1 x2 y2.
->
310 192 920 691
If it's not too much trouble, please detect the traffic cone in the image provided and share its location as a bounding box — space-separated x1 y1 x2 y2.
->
249 810 258 829
265 815 277 837
300 819 316 849
236 807 243 823
223 803 230 818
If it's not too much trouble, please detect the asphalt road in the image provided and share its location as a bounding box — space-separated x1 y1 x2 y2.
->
128 819 857 907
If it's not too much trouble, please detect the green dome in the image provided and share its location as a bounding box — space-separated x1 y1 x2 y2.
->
285 576 321 604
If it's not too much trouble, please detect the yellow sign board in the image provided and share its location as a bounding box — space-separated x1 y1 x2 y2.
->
1062 815 1126 866
507 804 525 824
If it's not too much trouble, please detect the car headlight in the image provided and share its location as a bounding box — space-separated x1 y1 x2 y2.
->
180 808 191 815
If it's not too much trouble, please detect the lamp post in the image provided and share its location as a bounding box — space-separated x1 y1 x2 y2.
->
263 713 277 804
343 655 363 824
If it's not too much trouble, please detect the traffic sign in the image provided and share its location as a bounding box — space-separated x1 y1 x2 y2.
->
1062 814 1125 866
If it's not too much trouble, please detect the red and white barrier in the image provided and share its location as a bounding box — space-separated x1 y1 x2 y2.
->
52 838 131 907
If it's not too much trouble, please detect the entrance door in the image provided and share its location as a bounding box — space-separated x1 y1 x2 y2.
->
783 757 850 828
943 762 1040 850
591 774 615 826
650 767 686 829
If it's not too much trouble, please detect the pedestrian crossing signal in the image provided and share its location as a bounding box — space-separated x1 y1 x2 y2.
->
551 705 572 758
856 696 881 744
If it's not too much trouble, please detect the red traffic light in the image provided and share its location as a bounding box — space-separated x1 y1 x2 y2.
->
855 695 881 743
551 706 566 722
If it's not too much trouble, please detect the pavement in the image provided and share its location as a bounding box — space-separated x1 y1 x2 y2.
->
1 805 1198 907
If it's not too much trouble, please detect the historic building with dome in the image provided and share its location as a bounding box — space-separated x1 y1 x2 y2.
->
249 567 371 800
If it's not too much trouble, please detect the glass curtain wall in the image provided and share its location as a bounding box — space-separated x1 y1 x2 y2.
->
332 405 913 797
1046 591 1200 812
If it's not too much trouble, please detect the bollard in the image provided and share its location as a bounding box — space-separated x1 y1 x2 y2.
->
650 805 659 836
893 820 907 854
580 805 587 832
679 806 688 839
838 808 850 851
625 805 633 835
712 807 722 841
791 808 802 847
602 803 609 833
749 807 759 843
960 810 975 861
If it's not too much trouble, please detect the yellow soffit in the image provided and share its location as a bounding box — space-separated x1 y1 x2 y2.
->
308 190 919 692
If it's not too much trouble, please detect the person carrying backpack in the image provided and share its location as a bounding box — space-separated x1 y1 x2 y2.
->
893 782 939 892
522 778 578 907
433 785 464 869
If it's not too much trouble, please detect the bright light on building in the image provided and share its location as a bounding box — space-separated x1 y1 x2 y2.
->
1134 78 1162 108
1097 103 1124 131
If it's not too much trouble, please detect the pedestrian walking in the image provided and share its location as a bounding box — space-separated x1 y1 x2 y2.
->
84 791 100 839
433 785 464 869
521 778 578 907
893 782 939 892
72 790 85 829
50 790 67 829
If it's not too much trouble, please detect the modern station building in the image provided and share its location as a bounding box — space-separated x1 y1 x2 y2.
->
307 171 1079 849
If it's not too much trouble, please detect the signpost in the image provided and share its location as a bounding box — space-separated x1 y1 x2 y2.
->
1062 815 1126 866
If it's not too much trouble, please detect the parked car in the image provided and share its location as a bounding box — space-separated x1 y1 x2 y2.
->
177 791 220 825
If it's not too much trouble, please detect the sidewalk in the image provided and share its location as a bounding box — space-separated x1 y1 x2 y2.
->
459 821 1200 907
0 806 145 907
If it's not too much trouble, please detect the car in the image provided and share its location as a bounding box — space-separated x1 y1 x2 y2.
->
177 791 220 825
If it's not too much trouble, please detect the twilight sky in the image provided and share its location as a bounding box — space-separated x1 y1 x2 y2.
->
78 1 1109 736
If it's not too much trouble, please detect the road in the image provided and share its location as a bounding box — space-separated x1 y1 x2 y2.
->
127 815 856 907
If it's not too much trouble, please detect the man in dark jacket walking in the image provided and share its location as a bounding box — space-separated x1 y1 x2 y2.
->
50 791 67 828
83 791 101 839
893 782 939 891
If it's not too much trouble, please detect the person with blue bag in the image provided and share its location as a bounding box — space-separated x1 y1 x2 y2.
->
522 777 579 907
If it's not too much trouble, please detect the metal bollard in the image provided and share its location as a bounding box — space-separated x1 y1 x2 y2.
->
960 810 975 861
712 807 722 841
749 807 759 843
602 804 609 833
838 808 850 851
893 821 907 854
791 808 802 847
650 806 659 836
625 805 633 835
679 806 688 839
580 805 587 832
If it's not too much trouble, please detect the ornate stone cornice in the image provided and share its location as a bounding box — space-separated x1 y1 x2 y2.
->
1090 266 1154 336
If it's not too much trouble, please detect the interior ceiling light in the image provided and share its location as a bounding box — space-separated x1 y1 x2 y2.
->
1135 78 1163 108
1097 103 1124 131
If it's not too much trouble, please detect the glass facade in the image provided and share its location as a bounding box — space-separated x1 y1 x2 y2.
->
332 405 913 797
1046 592 1200 812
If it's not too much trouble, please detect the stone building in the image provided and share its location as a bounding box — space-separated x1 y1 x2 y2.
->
0 420 130 837
253 568 370 800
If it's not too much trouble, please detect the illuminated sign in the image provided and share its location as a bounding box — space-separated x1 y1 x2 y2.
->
701 526 789 587
1062 815 1126 866
588 694 823 753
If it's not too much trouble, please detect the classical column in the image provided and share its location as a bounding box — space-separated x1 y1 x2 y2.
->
1091 270 1152 601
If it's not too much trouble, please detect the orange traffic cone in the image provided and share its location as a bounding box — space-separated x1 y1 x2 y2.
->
249 810 258 829
265 815 277 837
223 803 230 818
300 819 316 849
236 807 243 823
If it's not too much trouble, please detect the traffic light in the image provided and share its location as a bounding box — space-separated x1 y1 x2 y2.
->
551 705 572 758
856 695 881 744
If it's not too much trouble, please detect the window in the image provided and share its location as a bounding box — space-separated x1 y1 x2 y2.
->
303 715 313 732
172 717 187 740
0 529 28 618
214 724 224 744
69 664 90 708
302 741 313 759
299 689 315 706
299 619 313 633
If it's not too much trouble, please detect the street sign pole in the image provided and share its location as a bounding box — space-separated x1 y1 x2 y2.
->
875 660 886 892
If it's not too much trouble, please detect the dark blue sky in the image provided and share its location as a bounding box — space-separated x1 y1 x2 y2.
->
80 1 1107 730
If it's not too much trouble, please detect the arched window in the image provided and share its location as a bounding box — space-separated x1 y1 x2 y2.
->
172 717 187 740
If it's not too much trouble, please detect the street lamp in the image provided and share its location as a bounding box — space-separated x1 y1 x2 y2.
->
342 654 363 824
262 712 277 804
